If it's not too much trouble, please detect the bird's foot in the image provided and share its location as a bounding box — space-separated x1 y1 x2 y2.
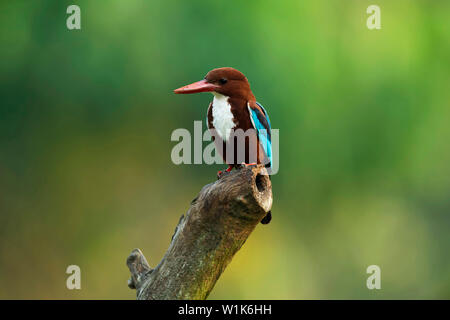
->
217 165 233 179
239 162 257 169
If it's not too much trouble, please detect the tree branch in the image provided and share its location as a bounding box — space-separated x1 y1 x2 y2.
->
126 165 273 300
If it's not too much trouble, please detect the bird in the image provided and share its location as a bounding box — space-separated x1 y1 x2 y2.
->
174 67 273 224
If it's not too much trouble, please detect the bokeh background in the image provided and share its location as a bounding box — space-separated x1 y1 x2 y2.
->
1 0 449 299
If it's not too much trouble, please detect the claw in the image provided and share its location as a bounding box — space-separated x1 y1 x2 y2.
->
240 162 257 168
217 165 233 179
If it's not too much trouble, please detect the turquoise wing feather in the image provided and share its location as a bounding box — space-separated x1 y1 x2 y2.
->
248 102 272 167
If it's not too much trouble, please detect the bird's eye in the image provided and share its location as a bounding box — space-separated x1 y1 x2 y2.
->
219 78 227 85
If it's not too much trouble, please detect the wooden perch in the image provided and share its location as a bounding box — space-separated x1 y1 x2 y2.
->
126 164 273 300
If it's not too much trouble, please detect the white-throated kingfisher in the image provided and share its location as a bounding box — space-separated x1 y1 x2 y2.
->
174 67 273 224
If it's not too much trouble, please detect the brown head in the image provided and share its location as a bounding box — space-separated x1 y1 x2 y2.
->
174 67 254 100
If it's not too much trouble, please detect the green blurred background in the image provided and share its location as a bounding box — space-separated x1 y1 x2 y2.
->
1 0 449 299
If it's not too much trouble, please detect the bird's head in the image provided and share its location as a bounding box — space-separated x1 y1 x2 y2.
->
174 67 253 100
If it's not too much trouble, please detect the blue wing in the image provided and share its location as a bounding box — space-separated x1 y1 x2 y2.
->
248 102 272 168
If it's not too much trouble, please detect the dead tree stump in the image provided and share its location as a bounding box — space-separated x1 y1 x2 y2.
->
126 164 272 300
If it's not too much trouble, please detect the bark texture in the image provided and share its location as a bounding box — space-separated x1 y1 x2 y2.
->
126 164 272 300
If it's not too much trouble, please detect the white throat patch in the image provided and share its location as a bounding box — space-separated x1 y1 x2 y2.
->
212 93 235 142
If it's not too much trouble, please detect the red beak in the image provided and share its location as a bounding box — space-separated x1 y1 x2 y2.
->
174 79 219 94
